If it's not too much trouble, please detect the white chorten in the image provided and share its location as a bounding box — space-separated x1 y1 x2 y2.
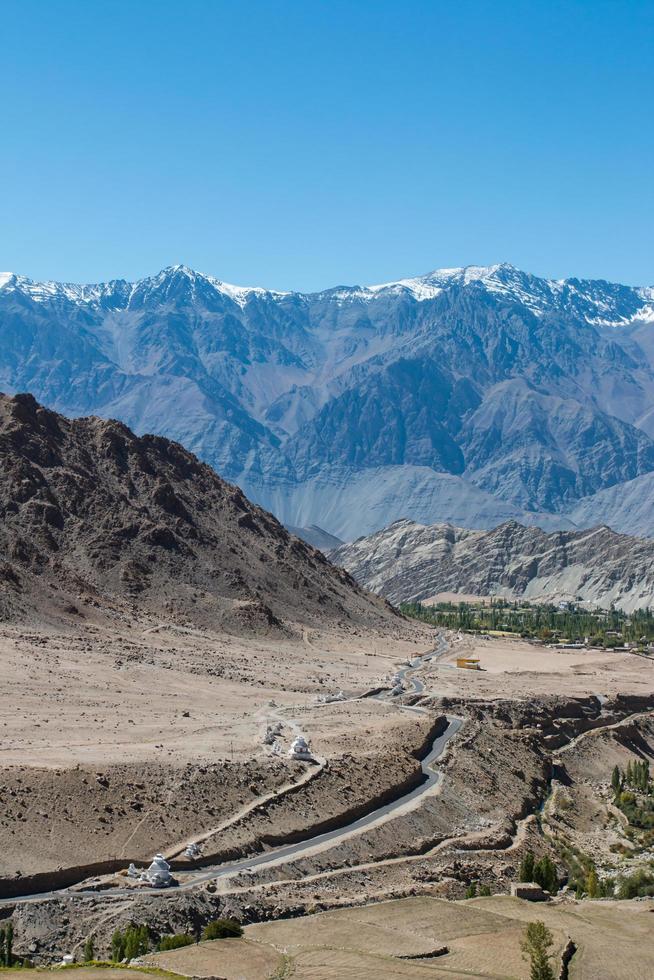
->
317 690 346 704
142 853 173 887
288 735 313 760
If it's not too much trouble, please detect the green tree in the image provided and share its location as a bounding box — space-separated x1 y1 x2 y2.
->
0 927 5 968
121 924 149 960
83 937 95 962
111 930 125 963
640 760 650 791
478 883 491 896
5 923 12 967
611 765 622 796
533 856 558 894
202 919 243 940
519 851 535 882
521 920 555 980
586 867 599 898
464 881 478 898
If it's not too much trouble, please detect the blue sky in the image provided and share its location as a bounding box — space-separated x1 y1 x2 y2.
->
1 0 652 289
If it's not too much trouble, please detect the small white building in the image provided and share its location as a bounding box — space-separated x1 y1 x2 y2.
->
184 841 202 859
288 735 313 761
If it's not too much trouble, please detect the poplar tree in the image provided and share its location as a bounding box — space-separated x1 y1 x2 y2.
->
521 921 555 980
611 765 622 796
519 851 535 882
586 868 599 898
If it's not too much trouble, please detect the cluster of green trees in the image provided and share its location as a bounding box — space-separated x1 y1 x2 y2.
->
400 599 654 645
111 924 150 962
104 918 242 963
612 761 654 829
202 919 243 940
157 934 194 951
518 852 558 893
549 836 614 898
616 868 654 899
613 760 650 794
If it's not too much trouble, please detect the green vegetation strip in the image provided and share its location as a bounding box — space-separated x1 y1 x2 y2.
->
401 598 654 646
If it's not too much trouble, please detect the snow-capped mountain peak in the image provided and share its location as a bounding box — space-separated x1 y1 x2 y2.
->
2 262 651 323
2 260 654 542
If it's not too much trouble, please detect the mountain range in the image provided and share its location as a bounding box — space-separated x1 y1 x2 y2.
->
331 519 654 612
2 262 654 540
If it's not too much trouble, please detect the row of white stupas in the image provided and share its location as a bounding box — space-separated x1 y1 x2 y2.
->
261 721 315 761
126 842 203 887
389 671 405 696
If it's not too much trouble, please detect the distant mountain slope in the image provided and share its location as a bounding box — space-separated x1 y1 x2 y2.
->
285 524 343 552
330 519 654 612
0 392 396 632
565 472 654 539
1 263 654 538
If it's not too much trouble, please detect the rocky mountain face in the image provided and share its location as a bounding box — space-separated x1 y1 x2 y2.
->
0 393 396 632
1 263 654 539
330 519 654 612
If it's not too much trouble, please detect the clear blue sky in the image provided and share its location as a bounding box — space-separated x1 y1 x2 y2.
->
1 0 652 289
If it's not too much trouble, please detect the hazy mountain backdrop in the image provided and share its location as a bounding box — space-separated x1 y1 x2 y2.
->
2 263 653 540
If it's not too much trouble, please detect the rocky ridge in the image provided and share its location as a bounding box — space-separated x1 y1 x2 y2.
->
0 392 395 632
330 518 654 611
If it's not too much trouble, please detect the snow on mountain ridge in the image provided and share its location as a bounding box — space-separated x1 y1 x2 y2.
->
2 260 654 541
1 263 652 323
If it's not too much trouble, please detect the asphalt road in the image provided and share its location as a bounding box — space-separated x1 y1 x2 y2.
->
1 635 459 907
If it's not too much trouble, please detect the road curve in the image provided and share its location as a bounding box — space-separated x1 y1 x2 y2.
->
1 635 460 907
178 714 462 892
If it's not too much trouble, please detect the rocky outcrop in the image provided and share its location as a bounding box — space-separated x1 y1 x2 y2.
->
331 518 654 610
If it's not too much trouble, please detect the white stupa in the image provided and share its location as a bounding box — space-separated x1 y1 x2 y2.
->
288 735 313 760
184 841 202 859
316 690 346 704
141 853 173 887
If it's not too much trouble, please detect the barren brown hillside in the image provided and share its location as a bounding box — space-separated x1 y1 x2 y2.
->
0 392 397 633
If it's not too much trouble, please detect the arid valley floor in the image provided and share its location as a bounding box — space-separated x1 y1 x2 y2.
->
3 613 654 978
3 395 654 978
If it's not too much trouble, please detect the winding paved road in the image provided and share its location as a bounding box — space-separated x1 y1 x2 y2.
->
1 635 459 907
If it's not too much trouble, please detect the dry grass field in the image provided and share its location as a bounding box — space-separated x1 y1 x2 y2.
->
0 620 427 769
141 894 654 978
